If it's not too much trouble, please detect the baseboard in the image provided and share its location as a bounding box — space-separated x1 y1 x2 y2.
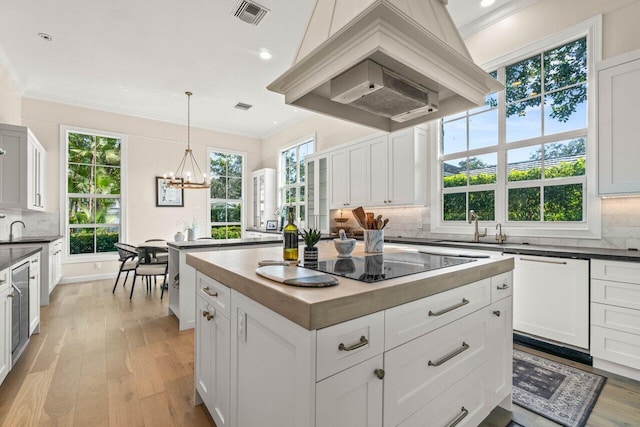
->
58 272 117 284
514 332 592 365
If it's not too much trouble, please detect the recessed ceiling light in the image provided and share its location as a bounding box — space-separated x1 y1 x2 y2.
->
37 32 53 41
259 49 272 60
480 0 496 7
273 121 278 124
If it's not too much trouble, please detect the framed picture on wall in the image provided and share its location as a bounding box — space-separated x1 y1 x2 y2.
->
266 220 278 231
156 176 184 207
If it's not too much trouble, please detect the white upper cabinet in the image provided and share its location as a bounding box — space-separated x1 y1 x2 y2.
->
598 50 640 195
305 153 330 233
250 168 276 229
329 127 427 209
0 124 46 211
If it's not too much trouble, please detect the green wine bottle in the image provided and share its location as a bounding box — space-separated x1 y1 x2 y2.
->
283 206 299 261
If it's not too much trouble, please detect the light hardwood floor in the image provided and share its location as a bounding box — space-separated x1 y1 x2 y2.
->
1 278 639 427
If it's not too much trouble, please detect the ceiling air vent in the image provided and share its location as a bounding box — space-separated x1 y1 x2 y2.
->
234 102 253 111
232 0 270 26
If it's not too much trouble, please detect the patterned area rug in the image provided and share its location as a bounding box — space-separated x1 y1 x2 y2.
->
513 349 607 427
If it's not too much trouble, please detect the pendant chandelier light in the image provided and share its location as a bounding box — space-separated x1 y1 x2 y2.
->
163 91 211 189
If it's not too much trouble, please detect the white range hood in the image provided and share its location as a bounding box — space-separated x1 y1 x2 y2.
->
268 0 504 132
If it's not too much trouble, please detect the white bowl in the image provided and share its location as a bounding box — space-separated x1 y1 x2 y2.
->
333 238 356 258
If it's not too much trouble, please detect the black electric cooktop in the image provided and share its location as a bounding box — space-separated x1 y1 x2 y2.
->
304 252 476 283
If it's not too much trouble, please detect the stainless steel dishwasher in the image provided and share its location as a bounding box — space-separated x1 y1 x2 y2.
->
11 261 30 364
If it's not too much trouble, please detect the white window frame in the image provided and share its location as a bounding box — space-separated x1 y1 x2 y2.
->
59 125 127 263
430 16 602 239
278 134 315 226
207 147 246 239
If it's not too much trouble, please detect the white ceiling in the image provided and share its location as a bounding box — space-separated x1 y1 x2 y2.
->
0 0 528 139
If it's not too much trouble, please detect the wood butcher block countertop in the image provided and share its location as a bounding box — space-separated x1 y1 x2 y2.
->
186 242 514 330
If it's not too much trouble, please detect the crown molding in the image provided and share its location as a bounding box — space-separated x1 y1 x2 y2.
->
458 0 539 38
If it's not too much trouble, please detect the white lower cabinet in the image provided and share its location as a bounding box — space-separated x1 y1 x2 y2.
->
194 271 513 426
195 294 230 427
28 254 40 335
316 355 383 427
513 255 589 349
0 268 11 386
591 259 640 381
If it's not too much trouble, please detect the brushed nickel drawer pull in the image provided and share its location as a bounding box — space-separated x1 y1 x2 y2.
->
448 406 469 427
374 368 385 380
429 298 469 317
338 335 368 352
202 287 218 297
520 257 567 265
428 342 469 367
202 310 214 321
496 283 509 290
493 310 501 317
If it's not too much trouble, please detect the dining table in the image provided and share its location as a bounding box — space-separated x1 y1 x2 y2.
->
135 240 169 264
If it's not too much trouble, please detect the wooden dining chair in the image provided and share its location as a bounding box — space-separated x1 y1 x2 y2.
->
113 243 138 293
129 247 168 299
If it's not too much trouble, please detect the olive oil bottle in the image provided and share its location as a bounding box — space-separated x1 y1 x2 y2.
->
283 206 299 261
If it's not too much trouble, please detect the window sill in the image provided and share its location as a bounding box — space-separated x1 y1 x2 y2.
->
63 253 119 264
429 223 601 240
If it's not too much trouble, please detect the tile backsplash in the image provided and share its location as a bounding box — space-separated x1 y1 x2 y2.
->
0 209 59 240
330 197 640 250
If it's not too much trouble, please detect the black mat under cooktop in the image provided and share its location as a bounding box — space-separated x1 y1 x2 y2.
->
304 252 475 283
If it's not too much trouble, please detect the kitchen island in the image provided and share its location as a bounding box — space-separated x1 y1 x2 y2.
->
187 242 514 427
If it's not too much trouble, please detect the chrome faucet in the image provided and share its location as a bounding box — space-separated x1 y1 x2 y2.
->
468 210 486 243
495 223 507 244
9 220 25 241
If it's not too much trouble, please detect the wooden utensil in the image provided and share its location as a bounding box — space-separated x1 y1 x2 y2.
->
352 207 367 229
376 215 383 229
366 212 374 229
381 218 389 229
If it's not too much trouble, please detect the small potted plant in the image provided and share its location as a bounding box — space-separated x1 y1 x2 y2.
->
300 228 322 262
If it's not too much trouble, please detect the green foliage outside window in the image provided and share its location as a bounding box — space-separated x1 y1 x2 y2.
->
210 226 242 240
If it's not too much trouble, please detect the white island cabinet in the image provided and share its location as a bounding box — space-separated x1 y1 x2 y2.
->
191 246 514 427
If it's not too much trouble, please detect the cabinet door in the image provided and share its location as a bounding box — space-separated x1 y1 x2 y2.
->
0 285 11 386
513 256 589 348
598 57 640 194
487 297 513 410
0 126 26 208
330 150 349 208
27 134 45 211
211 311 231 426
29 258 40 335
367 136 390 206
388 130 417 206
195 296 212 406
316 355 383 427
231 291 315 427
348 144 368 207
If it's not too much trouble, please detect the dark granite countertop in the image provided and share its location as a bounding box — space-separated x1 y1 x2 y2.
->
0 236 63 245
168 236 283 250
0 247 43 271
381 236 640 263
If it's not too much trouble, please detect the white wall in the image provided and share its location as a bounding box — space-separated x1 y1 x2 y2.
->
0 62 21 125
21 98 262 279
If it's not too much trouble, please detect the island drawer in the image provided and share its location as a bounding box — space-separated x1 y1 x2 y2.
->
592 279 640 311
384 306 492 426
592 259 640 285
196 272 231 319
316 311 384 381
0 268 8 292
491 272 513 303
385 278 491 351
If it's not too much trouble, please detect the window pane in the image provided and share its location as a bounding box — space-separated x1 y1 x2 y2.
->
69 228 95 254
95 137 121 166
544 184 583 221
96 198 120 224
211 202 227 223
544 138 586 178
469 109 498 150
68 133 95 164
211 176 227 199
544 84 587 135
506 55 541 103
442 117 466 155
210 153 227 176
443 158 467 188
95 166 120 194
508 146 542 182
443 193 466 221
469 190 495 221
227 202 242 223
211 225 228 240
285 166 297 185
69 198 94 224
299 186 305 202
96 227 118 253
299 205 305 223
228 154 242 177
285 188 297 203
228 177 242 199
68 164 93 194
544 38 587 92
508 187 541 221
506 96 542 142
468 154 497 185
